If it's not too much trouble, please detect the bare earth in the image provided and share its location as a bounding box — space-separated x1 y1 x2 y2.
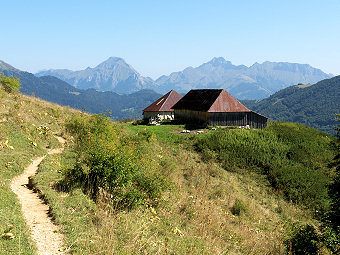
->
11 136 66 255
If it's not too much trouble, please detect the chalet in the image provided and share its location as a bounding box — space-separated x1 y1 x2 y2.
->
143 90 183 122
172 89 267 128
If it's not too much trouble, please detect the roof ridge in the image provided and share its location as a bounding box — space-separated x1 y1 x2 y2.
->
207 89 224 112
161 89 173 106
143 89 183 112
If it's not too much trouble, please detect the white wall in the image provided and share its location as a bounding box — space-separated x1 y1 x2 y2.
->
143 111 174 121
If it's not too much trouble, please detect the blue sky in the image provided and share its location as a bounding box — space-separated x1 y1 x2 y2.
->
2 0 340 78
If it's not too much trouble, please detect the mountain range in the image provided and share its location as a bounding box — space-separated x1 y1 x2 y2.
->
36 57 157 94
1 58 339 134
0 60 161 120
36 57 332 99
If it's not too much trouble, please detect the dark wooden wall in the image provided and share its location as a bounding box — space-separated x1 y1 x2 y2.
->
175 110 267 129
174 109 209 124
246 112 267 129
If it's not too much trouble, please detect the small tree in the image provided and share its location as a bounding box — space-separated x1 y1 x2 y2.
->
0 73 21 93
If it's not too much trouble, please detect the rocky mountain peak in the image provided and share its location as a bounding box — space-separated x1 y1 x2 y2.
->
95 57 131 70
35 57 157 94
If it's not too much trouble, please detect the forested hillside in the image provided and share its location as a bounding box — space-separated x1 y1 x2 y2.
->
243 75 340 134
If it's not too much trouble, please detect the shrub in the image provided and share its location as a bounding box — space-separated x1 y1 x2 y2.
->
195 124 336 209
195 129 288 171
230 199 247 216
0 73 21 93
64 114 167 209
268 164 330 209
321 226 340 253
286 224 320 255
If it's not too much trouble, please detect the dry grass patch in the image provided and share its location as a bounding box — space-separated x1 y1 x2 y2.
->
0 89 83 254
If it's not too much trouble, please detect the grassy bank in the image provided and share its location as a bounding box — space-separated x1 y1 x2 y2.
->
32 116 335 254
0 87 76 254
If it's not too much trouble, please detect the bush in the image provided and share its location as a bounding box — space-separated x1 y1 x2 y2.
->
321 226 340 253
268 165 330 209
286 224 320 255
0 73 21 93
230 199 247 216
195 123 336 209
64 114 167 209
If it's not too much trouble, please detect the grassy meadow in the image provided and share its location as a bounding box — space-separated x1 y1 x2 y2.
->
0 84 339 254
0 87 77 254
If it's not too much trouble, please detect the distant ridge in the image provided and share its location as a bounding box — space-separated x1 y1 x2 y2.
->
36 57 157 94
155 57 333 99
0 60 21 72
242 75 340 134
0 60 161 119
36 57 332 100
1 58 338 133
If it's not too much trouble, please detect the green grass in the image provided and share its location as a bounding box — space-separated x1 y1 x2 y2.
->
33 151 99 254
33 135 300 254
128 124 186 143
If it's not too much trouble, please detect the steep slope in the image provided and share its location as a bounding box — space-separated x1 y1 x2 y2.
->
0 61 162 119
242 75 340 134
36 57 158 94
156 57 332 99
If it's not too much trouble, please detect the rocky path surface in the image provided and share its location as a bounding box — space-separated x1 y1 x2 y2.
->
11 136 66 255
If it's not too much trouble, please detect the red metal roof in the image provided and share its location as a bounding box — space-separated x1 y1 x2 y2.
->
172 89 251 112
208 89 250 112
143 90 183 112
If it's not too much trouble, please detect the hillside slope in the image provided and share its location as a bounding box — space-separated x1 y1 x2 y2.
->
1 84 338 254
243 75 340 134
0 87 78 254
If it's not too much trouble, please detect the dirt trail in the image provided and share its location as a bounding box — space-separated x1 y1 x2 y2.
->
11 136 66 255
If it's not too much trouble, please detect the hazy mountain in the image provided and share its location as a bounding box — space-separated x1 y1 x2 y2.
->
242 75 340 134
36 57 158 94
36 57 332 99
0 60 161 119
155 57 333 99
